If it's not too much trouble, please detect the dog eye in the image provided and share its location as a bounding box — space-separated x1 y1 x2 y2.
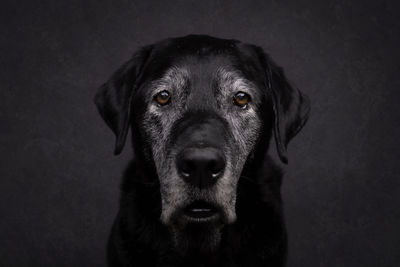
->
233 92 250 108
154 90 171 106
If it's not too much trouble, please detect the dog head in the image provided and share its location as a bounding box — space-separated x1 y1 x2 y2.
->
95 35 309 253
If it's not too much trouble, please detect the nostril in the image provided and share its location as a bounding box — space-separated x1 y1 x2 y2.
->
179 159 194 177
178 159 195 177
181 171 190 178
212 172 220 178
209 158 225 178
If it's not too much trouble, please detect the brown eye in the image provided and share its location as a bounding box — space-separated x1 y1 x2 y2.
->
233 92 250 108
154 90 171 106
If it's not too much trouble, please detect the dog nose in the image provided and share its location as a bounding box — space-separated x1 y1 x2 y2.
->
176 147 225 188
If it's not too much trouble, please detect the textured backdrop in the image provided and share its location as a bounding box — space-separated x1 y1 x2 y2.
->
1 0 399 266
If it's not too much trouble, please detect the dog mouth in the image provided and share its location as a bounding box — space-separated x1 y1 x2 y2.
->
182 200 220 222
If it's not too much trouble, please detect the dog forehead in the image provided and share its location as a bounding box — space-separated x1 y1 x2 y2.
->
137 36 266 104
142 35 266 83
178 56 236 90
155 56 254 92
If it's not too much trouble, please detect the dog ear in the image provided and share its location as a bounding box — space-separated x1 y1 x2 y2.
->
267 61 310 163
94 46 153 155
251 47 310 163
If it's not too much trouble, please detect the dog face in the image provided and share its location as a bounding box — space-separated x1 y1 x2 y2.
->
140 58 263 223
95 35 310 253
138 59 263 252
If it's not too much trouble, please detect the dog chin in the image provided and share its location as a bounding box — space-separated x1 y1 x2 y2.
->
165 203 227 255
170 222 224 255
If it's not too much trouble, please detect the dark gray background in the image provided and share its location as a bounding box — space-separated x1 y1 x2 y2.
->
1 0 399 266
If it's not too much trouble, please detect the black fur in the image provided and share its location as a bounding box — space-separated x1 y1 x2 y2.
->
95 35 310 267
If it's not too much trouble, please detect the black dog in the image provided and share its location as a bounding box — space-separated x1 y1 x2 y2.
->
95 35 310 267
